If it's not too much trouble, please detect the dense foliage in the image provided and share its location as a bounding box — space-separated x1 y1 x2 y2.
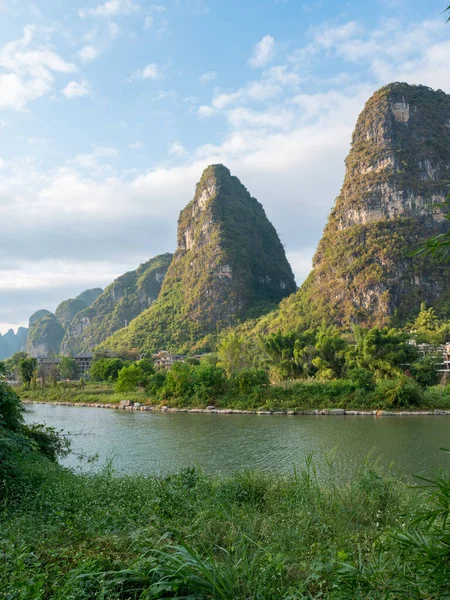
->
101 165 296 355
1 442 450 598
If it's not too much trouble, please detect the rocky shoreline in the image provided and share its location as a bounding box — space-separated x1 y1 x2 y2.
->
22 400 450 416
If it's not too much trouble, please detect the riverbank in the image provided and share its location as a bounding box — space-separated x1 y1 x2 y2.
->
17 378 450 412
2 449 449 599
22 399 450 416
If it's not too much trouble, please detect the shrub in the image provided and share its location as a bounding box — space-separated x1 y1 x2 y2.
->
376 376 423 407
89 358 126 382
0 380 23 431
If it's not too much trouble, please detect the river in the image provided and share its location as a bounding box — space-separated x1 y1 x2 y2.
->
24 403 450 479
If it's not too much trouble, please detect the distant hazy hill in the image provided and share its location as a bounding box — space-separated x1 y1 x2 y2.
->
0 327 28 360
25 288 103 358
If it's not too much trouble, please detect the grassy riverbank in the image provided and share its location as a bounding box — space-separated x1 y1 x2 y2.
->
2 448 450 599
18 378 450 411
2 380 450 598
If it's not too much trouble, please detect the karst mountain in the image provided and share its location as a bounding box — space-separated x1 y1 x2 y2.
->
101 164 297 354
255 82 450 335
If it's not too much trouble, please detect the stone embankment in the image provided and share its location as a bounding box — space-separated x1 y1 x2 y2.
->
22 400 450 416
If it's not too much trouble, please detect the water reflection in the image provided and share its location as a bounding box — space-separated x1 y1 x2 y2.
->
24 405 450 479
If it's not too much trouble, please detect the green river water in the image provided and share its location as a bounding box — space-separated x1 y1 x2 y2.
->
24 403 450 478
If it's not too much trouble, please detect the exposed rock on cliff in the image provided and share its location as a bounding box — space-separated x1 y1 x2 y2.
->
26 313 65 358
61 254 173 355
55 298 88 330
258 83 450 332
101 164 297 353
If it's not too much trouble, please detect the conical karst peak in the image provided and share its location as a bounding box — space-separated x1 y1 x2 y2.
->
101 165 296 354
254 82 450 332
332 82 450 231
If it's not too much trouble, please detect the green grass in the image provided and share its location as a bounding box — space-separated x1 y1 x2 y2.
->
18 380 450 411
19 383 148 405
1 447 450 599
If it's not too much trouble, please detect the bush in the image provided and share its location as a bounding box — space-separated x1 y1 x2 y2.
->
348 367 375 391
376 376 424 407
22 423 70 462
115 364 142 394
0 380 23 431
145 372 167 397
89 358 127 382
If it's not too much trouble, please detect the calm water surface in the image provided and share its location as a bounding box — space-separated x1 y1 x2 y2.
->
24 404 450 479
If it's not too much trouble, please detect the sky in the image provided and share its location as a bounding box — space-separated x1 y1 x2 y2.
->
0 0 449 334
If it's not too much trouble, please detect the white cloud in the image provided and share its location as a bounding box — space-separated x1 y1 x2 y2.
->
0 119 7 127
129 62 162 81
79 0 139 18
144 15 153 28
62 79 91 98
200 71 216 83
169 141 187 156
0 25 76 110
249 34 275 68
129 141 144 150
78 45 100 62
197 104 216 117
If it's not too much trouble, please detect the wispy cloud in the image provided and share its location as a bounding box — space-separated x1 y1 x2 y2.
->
79 0 139 18
129 62 162 81
169 141 187 156
62 79 91 98
249 34 275 68
78 45 100 62
200 71 216 83
0 25 76 110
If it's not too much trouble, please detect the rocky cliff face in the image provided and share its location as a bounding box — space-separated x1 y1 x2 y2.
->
55 298 88 330
262 83 450 332
26 313 65 358
101 164 297 353
60 254 172 355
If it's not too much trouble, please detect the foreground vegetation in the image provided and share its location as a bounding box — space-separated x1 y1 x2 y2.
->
2 378 450 599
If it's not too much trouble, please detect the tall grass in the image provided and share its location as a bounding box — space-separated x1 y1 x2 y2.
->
2 449 449 599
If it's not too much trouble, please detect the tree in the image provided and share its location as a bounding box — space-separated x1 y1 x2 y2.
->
58 357 80 381
0 379 23 431
192 363 226 402
90 357 126 382
217 332 249 377
0 361 5 376
349 326 418 380
115 364 142 394
19 357 37 388
312 324 347 380
5 352 28 379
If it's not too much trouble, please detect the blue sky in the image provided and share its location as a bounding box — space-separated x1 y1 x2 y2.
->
0 0 449 333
